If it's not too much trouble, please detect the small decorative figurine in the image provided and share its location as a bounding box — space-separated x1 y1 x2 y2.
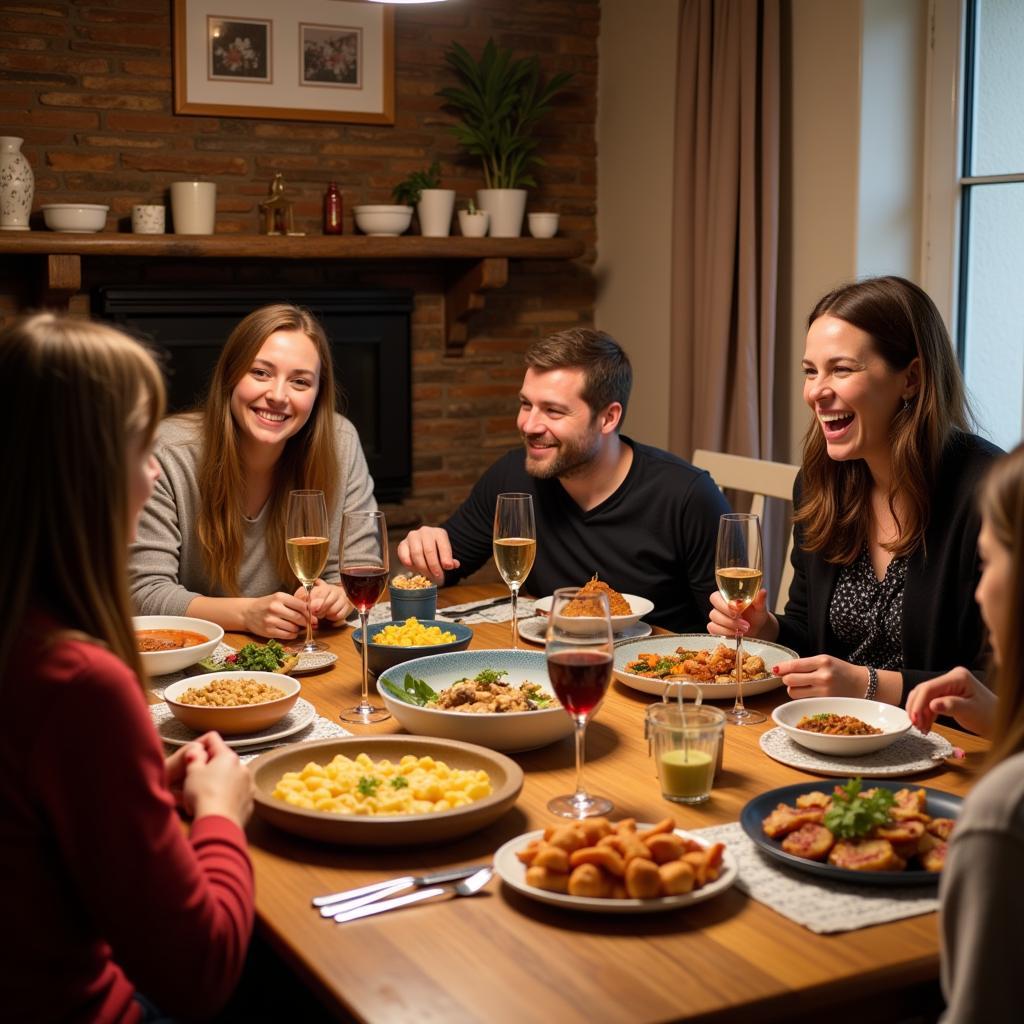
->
259 173 304 236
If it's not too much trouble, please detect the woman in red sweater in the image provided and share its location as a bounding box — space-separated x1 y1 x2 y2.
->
0 313 255 1022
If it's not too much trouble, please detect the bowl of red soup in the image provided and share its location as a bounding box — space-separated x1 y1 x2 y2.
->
133 615 224 676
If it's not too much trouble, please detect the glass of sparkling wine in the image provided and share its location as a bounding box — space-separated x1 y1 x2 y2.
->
338 509 391 724
285 490 330 654
492 492 536 649
546 588 614 818
715 512 765 725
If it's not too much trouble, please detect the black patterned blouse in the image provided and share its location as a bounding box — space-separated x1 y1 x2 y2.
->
829 546 907 669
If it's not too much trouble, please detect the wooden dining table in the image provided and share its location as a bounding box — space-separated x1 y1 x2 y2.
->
219 583 986 1023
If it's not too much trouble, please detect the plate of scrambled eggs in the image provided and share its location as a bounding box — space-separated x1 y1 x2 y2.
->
249 736 524 845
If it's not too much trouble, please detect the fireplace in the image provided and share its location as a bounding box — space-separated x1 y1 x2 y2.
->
96 287 412 502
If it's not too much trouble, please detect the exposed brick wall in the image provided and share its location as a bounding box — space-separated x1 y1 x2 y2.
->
0 0 598 551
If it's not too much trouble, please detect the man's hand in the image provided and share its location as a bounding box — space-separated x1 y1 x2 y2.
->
396 526 459 584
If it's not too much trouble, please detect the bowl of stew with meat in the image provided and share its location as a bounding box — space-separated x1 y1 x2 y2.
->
772 697 912 756
133 615 224 676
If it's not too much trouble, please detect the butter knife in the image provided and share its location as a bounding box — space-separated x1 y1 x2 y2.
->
312 864 487 915
333 867 493 923
436 596 511 620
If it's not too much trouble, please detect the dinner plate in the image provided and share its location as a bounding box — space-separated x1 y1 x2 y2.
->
533 593 654 632
249 736 524 846
293 650 338 674
739 779 962 887
493 826 737 914
517 615 653 646
151 697 317 749
613 634 794 700
759 726 955 778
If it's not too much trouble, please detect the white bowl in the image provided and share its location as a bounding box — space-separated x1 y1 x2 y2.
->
40 203 109 233
133 615 224 676
772 697 912 756
533 593 654 634
527 212 559 238
376 649 574 752
163 671 300 735
353 204 413 236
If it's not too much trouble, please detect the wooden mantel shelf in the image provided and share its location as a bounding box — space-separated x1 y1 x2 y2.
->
0 233 584 355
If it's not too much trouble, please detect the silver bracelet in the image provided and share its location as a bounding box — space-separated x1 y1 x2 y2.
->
864 665 879 701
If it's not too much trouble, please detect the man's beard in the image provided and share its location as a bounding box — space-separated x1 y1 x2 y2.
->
521 428 602 480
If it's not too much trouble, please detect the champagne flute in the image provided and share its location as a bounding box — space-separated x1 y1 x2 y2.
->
338 509 391 724
715 512 765 725
285 490 330 654
546 587 614 818
492 492 536 648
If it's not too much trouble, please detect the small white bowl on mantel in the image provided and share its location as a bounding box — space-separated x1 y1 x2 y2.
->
772 697 912 757
40 203 109 233
353 204 413 237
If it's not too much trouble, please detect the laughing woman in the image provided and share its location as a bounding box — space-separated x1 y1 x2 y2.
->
129 304 377 640
708 276 1001 706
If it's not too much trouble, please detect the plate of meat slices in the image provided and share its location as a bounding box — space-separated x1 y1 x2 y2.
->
740 779 961 886
613 634 795 700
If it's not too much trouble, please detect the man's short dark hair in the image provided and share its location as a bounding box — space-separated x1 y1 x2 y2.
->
524 329 632 424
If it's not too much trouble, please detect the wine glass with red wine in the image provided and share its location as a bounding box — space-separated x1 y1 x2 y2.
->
338 509 390 724
546 587 614 818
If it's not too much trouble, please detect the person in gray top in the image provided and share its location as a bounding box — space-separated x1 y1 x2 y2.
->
906 442 1024 1023
129 304 377 640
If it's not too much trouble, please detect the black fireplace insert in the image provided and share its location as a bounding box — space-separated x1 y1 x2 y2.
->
96 287 412 502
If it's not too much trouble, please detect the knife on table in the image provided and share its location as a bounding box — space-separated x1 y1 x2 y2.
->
435 596 511 619
312 864 487 917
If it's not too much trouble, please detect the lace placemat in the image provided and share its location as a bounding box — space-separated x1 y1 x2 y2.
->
759 727 955 778
691 821 938 934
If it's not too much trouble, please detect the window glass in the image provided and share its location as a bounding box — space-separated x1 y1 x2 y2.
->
969 0 1024 175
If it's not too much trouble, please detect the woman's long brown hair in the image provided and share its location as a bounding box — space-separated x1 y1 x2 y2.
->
794 276 969 563
980 444 1024 767
195 304 339 594
0 313 165 688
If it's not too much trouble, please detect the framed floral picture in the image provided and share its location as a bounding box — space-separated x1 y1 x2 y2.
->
173 0 394 124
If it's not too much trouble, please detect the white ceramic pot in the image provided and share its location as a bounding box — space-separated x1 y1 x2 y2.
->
416 188 455 237
475 188 527 238
528 212 559 238
132 204 166 234
457 209 489 237
0 136 34 231
170 181 217 234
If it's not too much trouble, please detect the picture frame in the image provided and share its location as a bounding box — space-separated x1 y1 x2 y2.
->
173 0 394 125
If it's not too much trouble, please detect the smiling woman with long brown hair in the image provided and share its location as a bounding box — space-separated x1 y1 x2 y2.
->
129 303 378 639
708 276 1001 706
0 313 253 1021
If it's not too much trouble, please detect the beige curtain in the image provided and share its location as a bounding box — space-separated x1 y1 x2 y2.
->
670 0 780 461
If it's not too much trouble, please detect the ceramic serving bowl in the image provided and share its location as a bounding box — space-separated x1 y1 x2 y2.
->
133 615 224 676
40 203 109 232
533 593 655 634
353 204 413 236
249 735 524 845
376 648 573 752
772 697 912 756
351 620 472 676
163 671 301 735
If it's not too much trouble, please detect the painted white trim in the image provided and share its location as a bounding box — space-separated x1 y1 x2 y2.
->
919 0 966 330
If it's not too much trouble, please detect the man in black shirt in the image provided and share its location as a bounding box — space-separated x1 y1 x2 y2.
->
397 329 729 631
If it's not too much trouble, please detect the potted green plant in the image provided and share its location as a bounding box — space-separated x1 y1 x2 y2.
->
392 160 455 237
458 198 489 237
438 39 573 237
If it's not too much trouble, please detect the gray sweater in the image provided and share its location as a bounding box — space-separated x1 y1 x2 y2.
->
940 748 1024 1022
129 413 377 616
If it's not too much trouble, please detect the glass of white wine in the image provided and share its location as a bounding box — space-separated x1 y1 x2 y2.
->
493 493 536 648
285 489 330 654
715 512 765 725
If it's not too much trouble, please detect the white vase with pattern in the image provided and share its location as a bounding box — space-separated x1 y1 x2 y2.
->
0 137 34 231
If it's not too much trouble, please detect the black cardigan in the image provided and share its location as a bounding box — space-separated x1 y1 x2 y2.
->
776 432 1002 704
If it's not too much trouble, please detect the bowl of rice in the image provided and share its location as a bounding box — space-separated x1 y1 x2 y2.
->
162 671 301 735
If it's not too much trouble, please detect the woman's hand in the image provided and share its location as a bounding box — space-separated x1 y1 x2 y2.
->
772 654 870 699
165 740 208 809
906 668 996 738
708 589 776 640
302 580 353 625
181 732 253 829
242 592 307 639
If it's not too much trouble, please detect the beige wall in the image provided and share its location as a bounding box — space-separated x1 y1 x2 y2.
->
595 0 680 450
597 0 929 461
